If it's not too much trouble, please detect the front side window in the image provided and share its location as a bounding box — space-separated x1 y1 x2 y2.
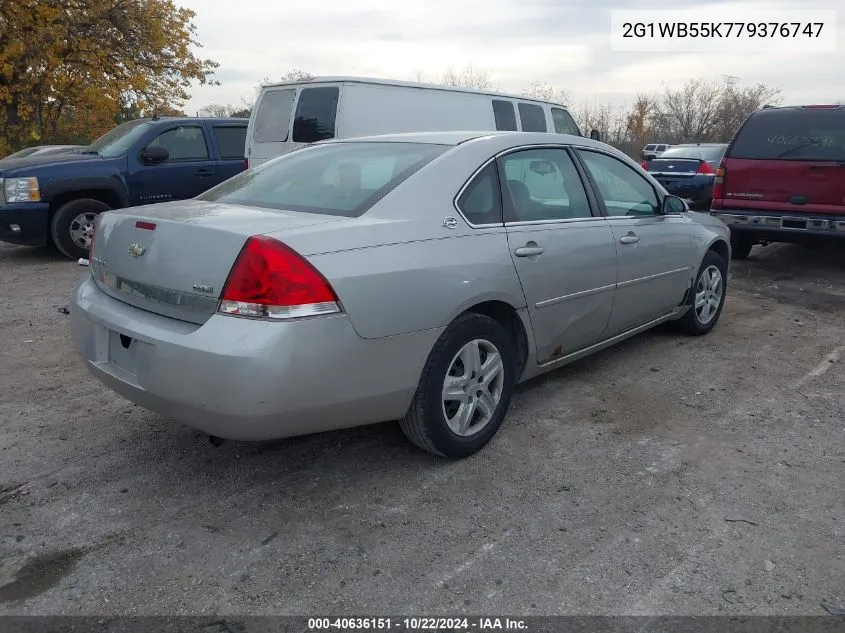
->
292 87 340 143
551 107 580 135
577 150 658 216
198 141 448 218
146 126 209 161
499 148 591 222
252 89 296 143
518 103 547 132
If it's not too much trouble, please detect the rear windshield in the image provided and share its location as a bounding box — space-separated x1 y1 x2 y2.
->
198 142 449 217
656 145 726 161
730 108 845 160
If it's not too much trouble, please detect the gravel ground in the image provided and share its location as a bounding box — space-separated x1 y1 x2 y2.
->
0 240 843 616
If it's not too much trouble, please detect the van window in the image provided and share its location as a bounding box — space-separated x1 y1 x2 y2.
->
518 103 547 132
213 126 247 159
551 107 580 135
644 144 656 151
729 108 845 161
252 89 295 143
198 141 448 218
492 100 518 131
292 87 340 143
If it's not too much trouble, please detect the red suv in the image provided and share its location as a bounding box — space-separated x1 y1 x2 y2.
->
710 104 845 259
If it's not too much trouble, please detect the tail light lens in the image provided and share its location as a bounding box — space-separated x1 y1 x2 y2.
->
641 161 649 169
218 235 340 320
243 158 249 170
711 158 727 209
696 161 715 175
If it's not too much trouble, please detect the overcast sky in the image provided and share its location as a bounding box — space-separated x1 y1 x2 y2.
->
180 0 842 113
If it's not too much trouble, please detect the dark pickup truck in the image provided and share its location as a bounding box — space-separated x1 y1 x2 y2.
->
0 116 248 259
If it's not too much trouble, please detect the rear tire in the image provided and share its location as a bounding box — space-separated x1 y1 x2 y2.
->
399 313 517 458
50 198 110 260
729 231 754 260
674 250 728 336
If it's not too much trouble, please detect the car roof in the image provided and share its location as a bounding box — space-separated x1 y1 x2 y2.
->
665 143 727 147
260 76 573 109
318 130 618 154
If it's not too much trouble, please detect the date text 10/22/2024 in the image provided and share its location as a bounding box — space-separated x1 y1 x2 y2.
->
308 617 528 631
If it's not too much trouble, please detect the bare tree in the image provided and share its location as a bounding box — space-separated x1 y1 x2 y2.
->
715 81 782 141
197 103 238 117
649 78 725 143
521 81 571 106
416 65 497 90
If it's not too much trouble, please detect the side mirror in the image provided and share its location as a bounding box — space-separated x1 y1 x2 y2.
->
590 129 601 141
662 195 688 214
140 146 169 164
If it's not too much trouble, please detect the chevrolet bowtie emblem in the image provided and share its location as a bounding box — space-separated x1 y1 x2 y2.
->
128 243 147 257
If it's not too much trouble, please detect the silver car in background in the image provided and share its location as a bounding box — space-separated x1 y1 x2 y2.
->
70 131 731 458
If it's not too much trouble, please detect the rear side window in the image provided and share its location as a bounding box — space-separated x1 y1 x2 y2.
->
518 103 547 132
213 126 247 159
292 87 340 143
198 142 448 218
457 163 502 225
492 100 518 131
252 89 295 143
551 107 580 135
644 144 656 151
730 108 845 160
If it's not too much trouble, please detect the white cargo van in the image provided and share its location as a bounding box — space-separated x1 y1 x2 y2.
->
245 76 598 167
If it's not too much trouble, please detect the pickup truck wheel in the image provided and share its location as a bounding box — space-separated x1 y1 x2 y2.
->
50 199 110 259
729 231 754 260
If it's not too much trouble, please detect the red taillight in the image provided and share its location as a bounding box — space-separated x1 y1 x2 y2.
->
218 235 340 320
803 104 840 109
696 161 715 175
641 161 649 169
243 158 249 170
711 158 727 208
135 221 156 230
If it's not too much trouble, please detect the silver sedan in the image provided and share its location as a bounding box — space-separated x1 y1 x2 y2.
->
70 131 731 457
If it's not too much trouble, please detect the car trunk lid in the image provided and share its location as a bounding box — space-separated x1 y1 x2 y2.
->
648 158 708 180
90 199 343 324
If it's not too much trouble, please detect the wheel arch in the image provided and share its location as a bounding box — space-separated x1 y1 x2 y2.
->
457 299 531 379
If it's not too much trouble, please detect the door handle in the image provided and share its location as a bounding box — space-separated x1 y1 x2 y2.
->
514 245 545 257
620 234 640 244
196 168 213 177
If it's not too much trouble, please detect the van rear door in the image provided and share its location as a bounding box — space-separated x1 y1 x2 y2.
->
719 106 845 215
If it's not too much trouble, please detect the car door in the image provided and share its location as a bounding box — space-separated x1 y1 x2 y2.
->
130 124 216 205
574 147 694 334
499 146 617 365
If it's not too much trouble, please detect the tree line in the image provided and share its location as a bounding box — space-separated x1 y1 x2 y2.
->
1 0 780 158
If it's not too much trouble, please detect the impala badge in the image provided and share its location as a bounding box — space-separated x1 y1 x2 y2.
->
442 217 459 229
192 283 214 294
128 243 147 257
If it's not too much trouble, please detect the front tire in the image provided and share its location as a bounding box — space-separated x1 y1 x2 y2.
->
400 313 517 458
674 250 728 336
50 198 110 259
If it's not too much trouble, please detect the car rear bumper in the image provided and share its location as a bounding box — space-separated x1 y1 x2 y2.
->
0 203 50 246
70 276 441 441
711 210 845 239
